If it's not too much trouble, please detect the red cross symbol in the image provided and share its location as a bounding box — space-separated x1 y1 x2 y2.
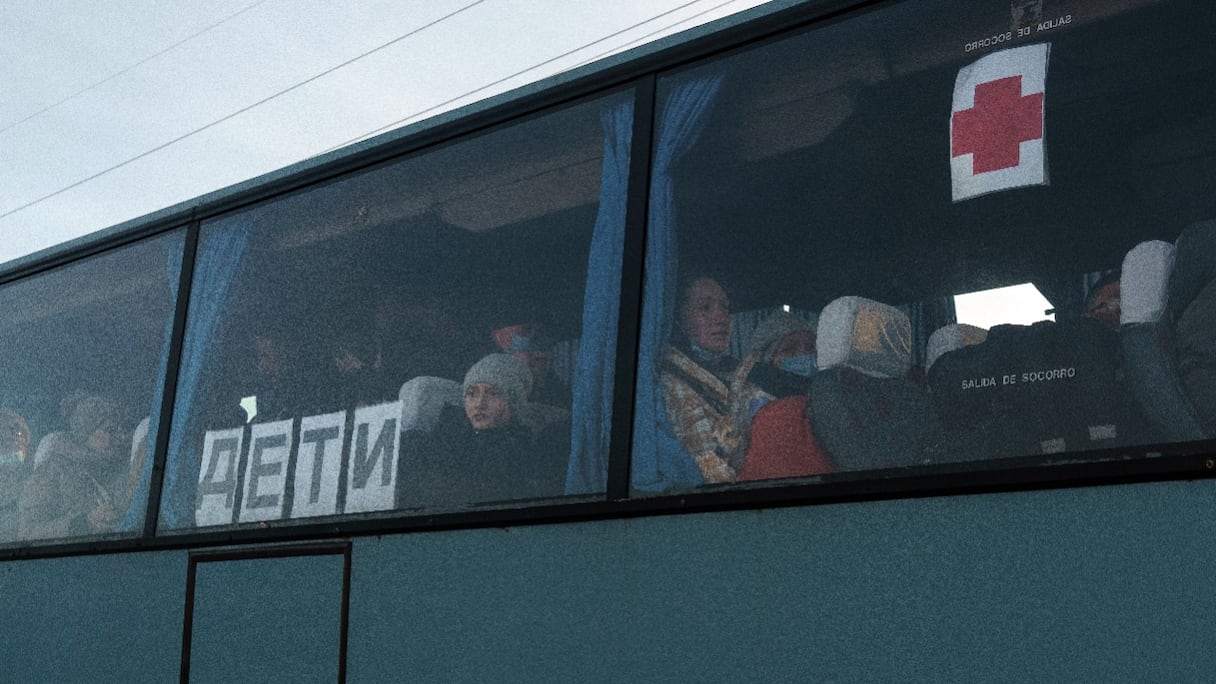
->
951 76 1044 174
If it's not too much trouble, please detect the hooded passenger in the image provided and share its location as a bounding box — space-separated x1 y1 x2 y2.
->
19 394 129 540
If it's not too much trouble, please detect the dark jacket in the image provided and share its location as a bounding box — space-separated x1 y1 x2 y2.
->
18 437 127 541
399 406 567 509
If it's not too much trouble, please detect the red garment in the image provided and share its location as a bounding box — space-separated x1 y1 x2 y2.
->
738 395 832 481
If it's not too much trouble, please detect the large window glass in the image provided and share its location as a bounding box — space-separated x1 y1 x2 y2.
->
632 0 1216 493
158 92 633 531
0 231 185 544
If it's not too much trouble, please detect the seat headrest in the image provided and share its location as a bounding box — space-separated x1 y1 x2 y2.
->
131 416 151 465
925 323 989 371
817 296 912 378
399 376 462 432
1120 240 1174 325
32 431 67 467
1169 218 1216 318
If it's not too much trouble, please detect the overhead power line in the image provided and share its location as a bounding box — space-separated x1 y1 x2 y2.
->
1 0 759 223
566 0 748 72
0 0 271 136
320 0 742 153
0 0 486 222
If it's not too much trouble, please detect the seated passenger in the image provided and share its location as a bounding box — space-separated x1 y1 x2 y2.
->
725 312 817 470
245 327 305 421
490 323 571 436
491 323 571 409
736 394 833 482
18 395 129 540
399 354 567 508
1119 240 1204 442
1083 271 1121 331
1070 272 1152 447
320 327 394 411
33 389 90 467
1169 219 1216 436
0 408 32 543
661 276 739 484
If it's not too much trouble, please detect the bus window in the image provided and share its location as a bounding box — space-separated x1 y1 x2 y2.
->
630 0 1216 493
157 91 634 531
0 230 184 544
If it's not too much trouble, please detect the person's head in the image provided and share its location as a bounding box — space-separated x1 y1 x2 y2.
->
491 324 554 387
332 328 381 375
1084 271 1121 330
771 330 816 367
0 408 30 463
744 312 817 376
462 354 533 430
678 276 731 355
67 395 125 458
254 334 286 378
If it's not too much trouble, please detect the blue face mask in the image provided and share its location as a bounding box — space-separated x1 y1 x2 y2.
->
688 342 725 363
777 354 817 377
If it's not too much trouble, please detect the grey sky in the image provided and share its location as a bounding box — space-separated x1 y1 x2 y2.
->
0 0 773 265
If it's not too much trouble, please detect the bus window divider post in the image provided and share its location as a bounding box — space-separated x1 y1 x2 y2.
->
606 74 658 502
143 214 203 539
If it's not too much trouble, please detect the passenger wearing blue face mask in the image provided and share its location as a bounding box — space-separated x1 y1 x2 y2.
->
724 312 817 471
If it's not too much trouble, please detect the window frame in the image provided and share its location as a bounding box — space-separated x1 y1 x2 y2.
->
0 0 1213 562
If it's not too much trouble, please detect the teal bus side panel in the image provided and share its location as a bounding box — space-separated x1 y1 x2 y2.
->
0 549 186 682
348 479 1216 682
187 553 345 682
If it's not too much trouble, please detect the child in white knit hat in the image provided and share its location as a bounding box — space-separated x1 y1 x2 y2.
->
461 353 532 431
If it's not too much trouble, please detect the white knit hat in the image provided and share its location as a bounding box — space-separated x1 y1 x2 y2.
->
463 354 533 410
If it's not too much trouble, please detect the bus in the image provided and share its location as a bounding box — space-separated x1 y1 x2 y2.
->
2 0 1215 679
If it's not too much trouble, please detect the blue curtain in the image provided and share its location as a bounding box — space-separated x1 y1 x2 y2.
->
566 97 634 495
120 234 185 532
158 219 251 528
630 75 725 493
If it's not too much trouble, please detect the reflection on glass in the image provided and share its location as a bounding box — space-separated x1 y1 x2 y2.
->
0 231 184 543
159 92 632 530
633 0 1216 494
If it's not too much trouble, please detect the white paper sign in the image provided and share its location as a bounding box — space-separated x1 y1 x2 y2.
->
344 400 402 514
196 427 245 527
291 411 347 519
950 43 1050 201
238 419 294 523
